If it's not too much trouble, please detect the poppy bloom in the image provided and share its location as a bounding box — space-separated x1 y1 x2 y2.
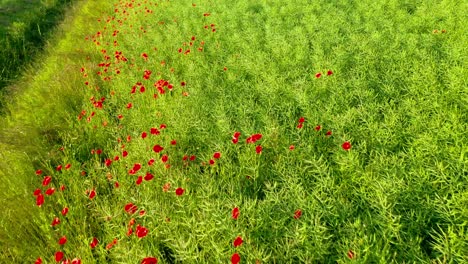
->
89 189 96 199
65 164 71 170
246 133 262 144
142 132 148 139
289 145 295 151
190 155 196 161
133 163 142 172
297 123 303 129
327 70 333 76
209 159 215 165
171 140 177 145
160 124 167 129
35 257 42 264
122 150 128 157
162 182 171 192
125 203 138 214
143 172 153 181
55 251 64 262
127 103 132 109
136 176 143 185
181 81 186 86
256 145 262 154
33 188 41 196
136 225 148 238
315 125 321 131
153 145 164 153
141 257 158 264
148 158 155 166
36 194 44 207
294 209 302 219
150 128 160 135
61 207 69 216
42 176 52 186
213 152 221 159
232 137 239 144
175 187 185 196
315 72 322 78
105 159 112 167
56 165 62 171
35 169 43 175
90 237 98 249
347 250 355 259
58 236 67 245
231 253 240 264
71 258 81 264
161 155 168 163
233 236 243 247
326 130 332 136
51 217 60 227
232 207 239 220
298 117 305 123
45 188 55 196
342 141 351 151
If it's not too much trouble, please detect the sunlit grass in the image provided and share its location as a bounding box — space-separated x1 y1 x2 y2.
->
0 0 467 263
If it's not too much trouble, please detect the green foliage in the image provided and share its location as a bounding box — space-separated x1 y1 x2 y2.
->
0 0 467 263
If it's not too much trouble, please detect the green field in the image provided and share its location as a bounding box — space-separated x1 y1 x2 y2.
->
0 0 467 263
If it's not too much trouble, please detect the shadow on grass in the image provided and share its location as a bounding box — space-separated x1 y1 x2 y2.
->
0 0 74 106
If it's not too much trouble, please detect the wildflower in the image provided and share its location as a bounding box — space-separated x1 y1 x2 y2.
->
256 145 262 154
315 125 321 131
190 155 196 161
35 257 42 264
89 189 96 199
289 145 295 151
136 176 143 185
105 159 112 167
36 194 44 207
123 150 128 157
58 236 67 245
141 257 158 264
144 172 154 181
125 203 138 214
298 117 305 123
209 159 215 165
246 133 262 144
61 207 69 216
347 250 355 259
294 209 302 219
213 152 221 159
232 207 239 220
326 130 332 136
35 169 43 175
148 158 155 166
231 253 240 264
142 132 148 139
161 155 168 163
175 187 185 196
153 145 164 153
45 188 55 196
297 123 303 129
327 70 333 76
56 165 62 171
136 225 148 238
315 72 322 78
42 176 52 186
342 141 351 151
233 236 243 247
171 140 177 145
51 217 60 227
90 237 98 249
65 164 71 170
163 182 171 192
55 251 64 262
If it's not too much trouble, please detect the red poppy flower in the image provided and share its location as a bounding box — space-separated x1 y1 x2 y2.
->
87 189 96 199
161 155 168 163
160 124 167 129
233 236 243 247
170 140 177 145
114 182 119 188
209 159 215 165
294 209 302 219
105 159 112 167
35 169 43 175
298 117 305 123
153 145 164 153
96 149 102 155
233 131 241 138
65 164 71 170
181 81 186 86
125 203 138 214
56 165 62 171
342 141 351 151
136 225 149 238
347 250 355 259
144 172 154 181
71 258 81 264
123 150 128 157
35 257 42 264
133 163 142 172
327 70 333 76
42 176 52 186
45 188 55 196
315 72 322 78
90 237 98 249
232 137 239 144
190 155 196 161
256 145 262 154
175 187 185 196
150 128 160 135
127 103 132 109
289 145 295 151
213 152 221 159
61 207 69 216
231 253 240 264
315 125 321 131
141 257 158 264
136 176 143 185
58 236 67 245
232 207 239 220
142 132 148 139
36 194 44 207
326 130 332 136
148 158 155 166
55 251 64 262
33 188 41 196
51 217 60 227
162 182 171 192
246 133 262 144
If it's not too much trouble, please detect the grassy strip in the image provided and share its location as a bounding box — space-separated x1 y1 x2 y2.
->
1 0 468 263
0 0 113 262
0 0 74 100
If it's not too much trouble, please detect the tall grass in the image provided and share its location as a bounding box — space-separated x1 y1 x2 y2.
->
1 0 467 263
